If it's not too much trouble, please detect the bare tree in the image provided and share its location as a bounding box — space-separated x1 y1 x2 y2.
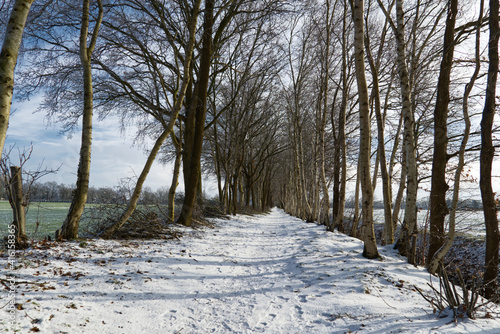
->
480 0 499 299
58 0 103 240
428 0 482 274
1 144 58 247
176 0 214 227
377 0 420 263
333 1 353 233
426 0 458 268
364 0 394 244
100 0 202 237
350 0 378 259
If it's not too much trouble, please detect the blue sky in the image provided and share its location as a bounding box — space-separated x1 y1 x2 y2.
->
6 96 182 192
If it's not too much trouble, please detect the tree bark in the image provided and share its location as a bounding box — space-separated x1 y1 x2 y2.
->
480 0 499 299
364 9 393 245
351 0 378 259
0 0 35 158
168 130 182 222
428 0 480 274
176 0 214 227
10 166 27 248
335 4 349 234
427 0 457 267
377 0 418 261
60 0 103 240
318 0 332 227
350 162 361 238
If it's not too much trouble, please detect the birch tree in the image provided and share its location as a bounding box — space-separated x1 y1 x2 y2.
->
0 0 35 158
377 0 418 262
59 0 103 240
350 0 378 259
364 0 394 244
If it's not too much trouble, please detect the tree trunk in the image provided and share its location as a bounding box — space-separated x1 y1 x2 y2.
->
392 145 406 232
396 0 418 264
376 0 419 262
168 131 182 222
390 112 404 232
427 0 457 267
480 0 499 299
335 4 349 234
318 1 331 227
428 0 480 274
350 161 361 238
364 16 393 245
0 0 35 158
177 0 214 227
10 166 27 248
351 0 378 259
60 0 103 240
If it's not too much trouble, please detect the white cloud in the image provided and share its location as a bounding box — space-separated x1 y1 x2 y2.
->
6 97 178 191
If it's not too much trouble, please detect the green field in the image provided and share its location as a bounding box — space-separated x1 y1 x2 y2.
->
0 201 91 240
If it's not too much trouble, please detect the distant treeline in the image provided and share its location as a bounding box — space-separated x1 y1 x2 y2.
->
0 180 175 205
353 199 484 211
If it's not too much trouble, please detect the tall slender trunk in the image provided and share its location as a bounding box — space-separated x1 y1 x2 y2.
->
351 0 378 259
392 144 406 233
335 4 349 233
0 0 35 158
177 0 214 227
213 122 223 203
168 130 182 222
390 110 404 231
376 0 418 261
395 0 418 263
350 162 361 238
481 0 499 299
427 0 457 267
364 12 393 245
60 0 103 240
428 0 481 274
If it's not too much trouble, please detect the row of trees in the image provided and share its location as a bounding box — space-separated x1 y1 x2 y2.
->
1 0 499 296
0 179 171 205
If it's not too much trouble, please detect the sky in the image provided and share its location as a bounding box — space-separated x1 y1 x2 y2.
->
5 96 186 193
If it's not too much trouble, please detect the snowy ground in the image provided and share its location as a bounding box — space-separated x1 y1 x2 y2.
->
1 208 500 333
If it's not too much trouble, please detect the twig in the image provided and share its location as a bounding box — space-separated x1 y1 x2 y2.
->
0 299 12 309
374 286 397 309
82 229 99 237
24 310 35 321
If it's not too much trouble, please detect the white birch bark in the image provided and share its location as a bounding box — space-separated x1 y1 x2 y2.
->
351 0 378 259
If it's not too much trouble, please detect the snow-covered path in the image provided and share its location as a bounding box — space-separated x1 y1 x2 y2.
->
2 208 500 333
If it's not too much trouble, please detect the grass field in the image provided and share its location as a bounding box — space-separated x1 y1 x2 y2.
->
1 201 487 241
0 201 91 240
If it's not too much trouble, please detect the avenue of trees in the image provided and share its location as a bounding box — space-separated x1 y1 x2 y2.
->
1 0 499 296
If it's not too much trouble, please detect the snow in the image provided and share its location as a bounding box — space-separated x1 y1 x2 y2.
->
2 208 500 333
